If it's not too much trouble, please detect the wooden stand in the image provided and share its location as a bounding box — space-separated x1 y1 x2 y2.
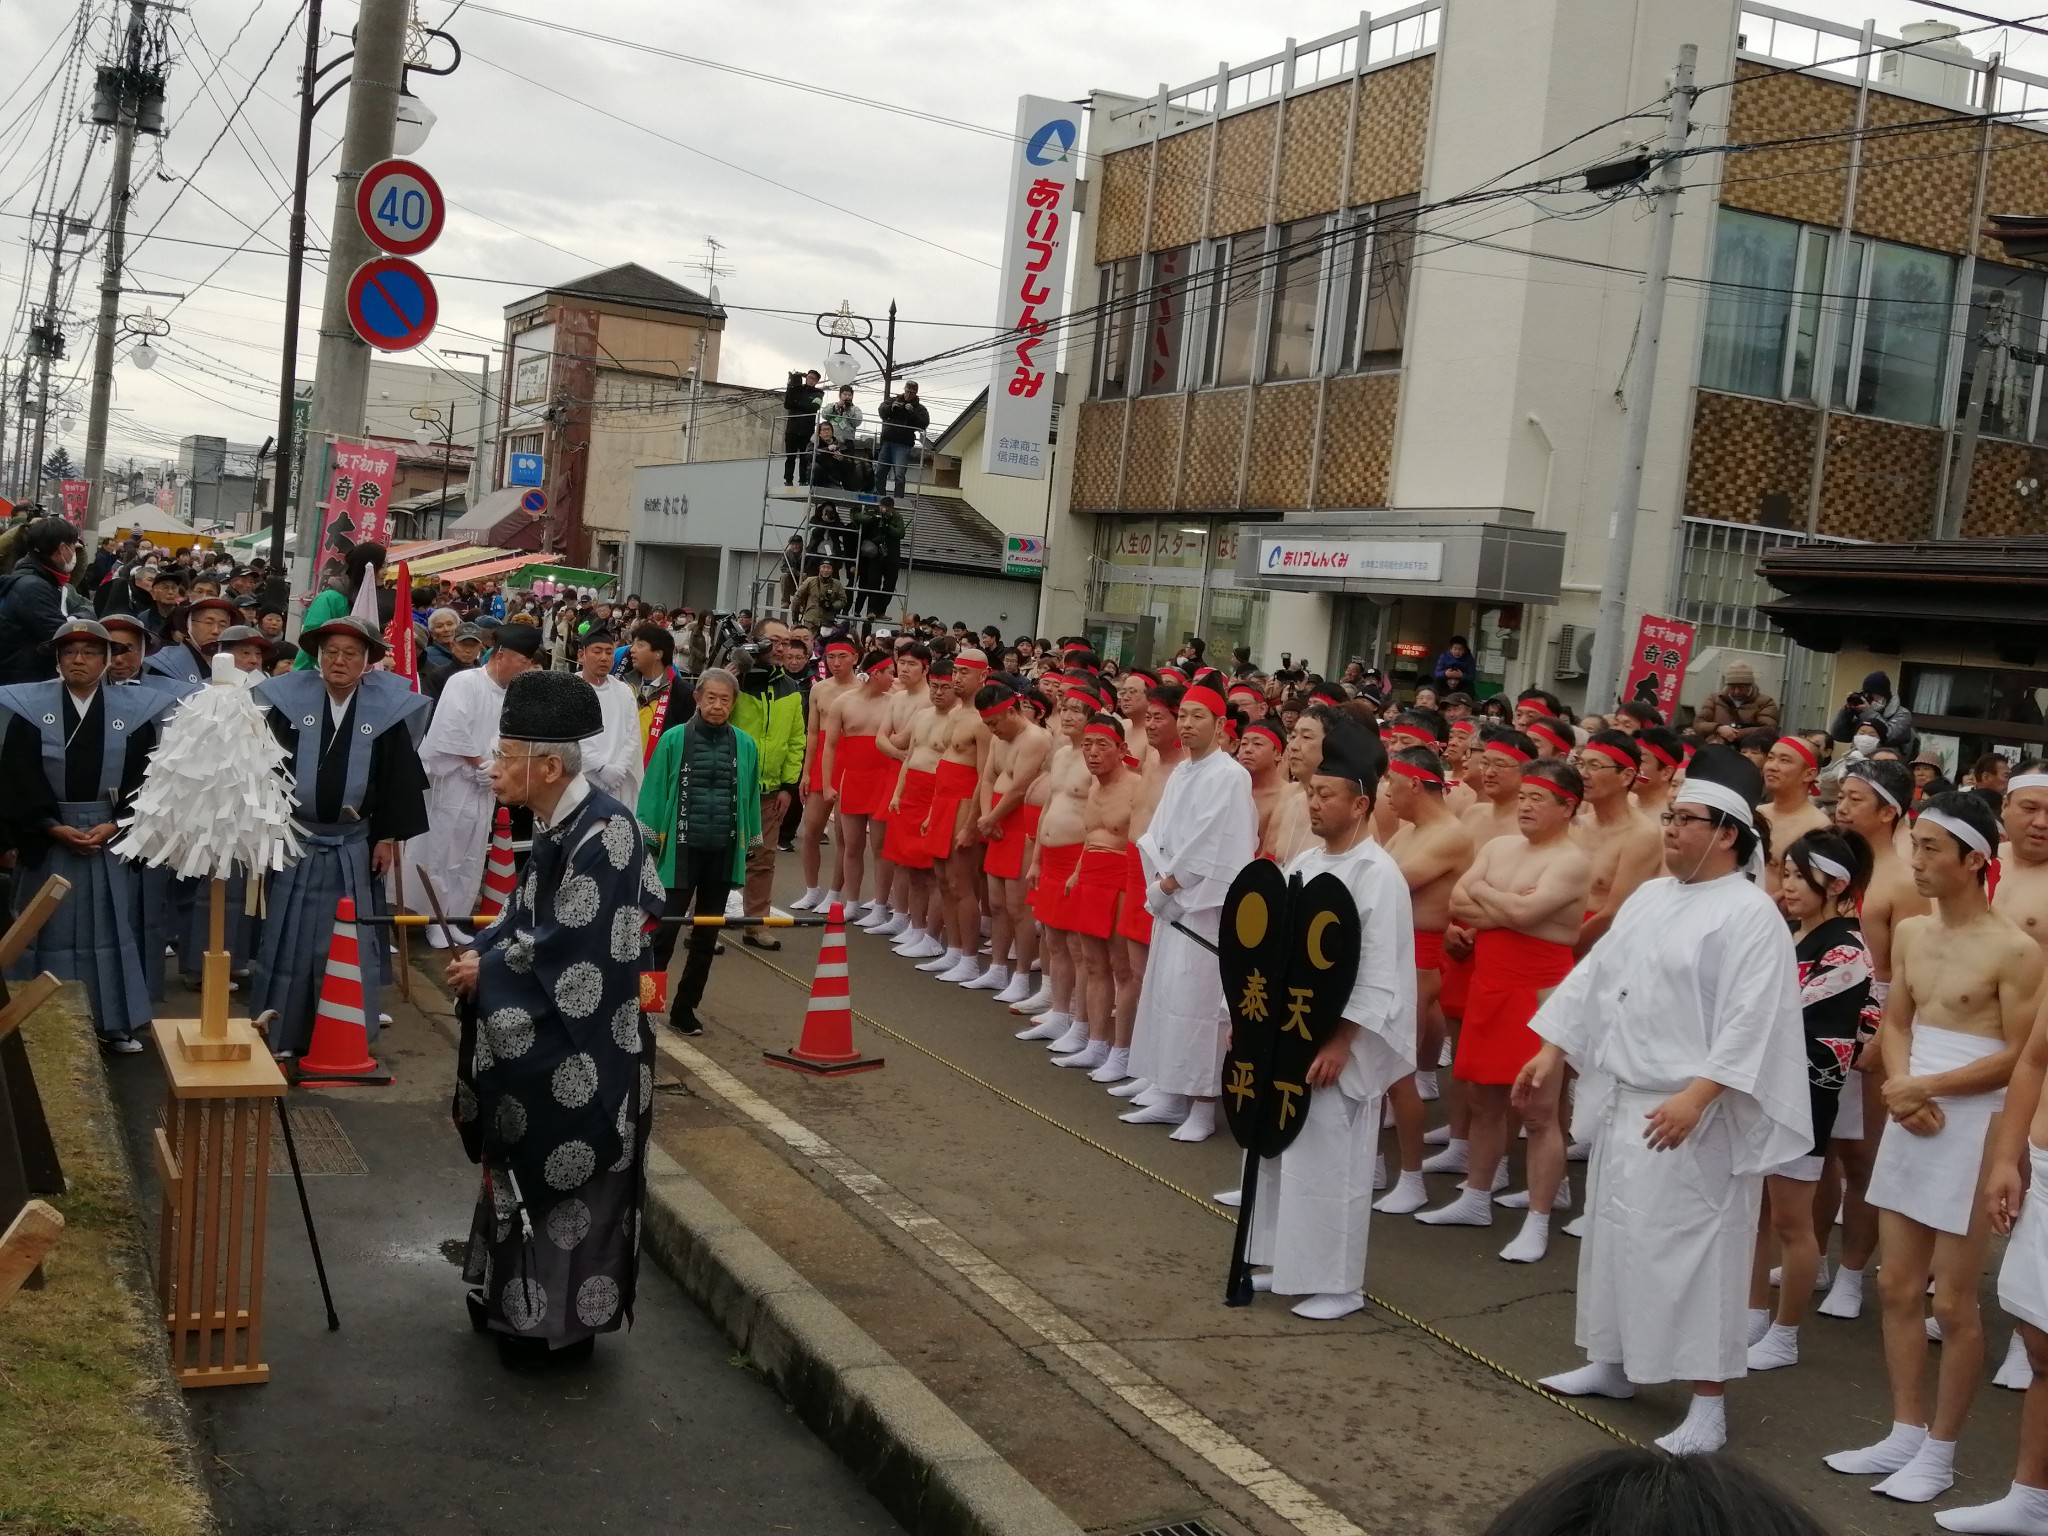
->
174 880 251 1064
149 1015 284 1388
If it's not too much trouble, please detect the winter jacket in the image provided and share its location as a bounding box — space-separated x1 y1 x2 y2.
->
792 574 847 629
1829 696 1915 752
1691 689 1782 735
783 375 825 438
877 393 930 446
730 667 806 792
0 557 85 684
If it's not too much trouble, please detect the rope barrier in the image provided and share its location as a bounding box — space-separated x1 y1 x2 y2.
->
727 940 1644 1449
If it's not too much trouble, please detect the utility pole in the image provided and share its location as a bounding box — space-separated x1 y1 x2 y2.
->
266 0 324 592
1584 43 1696 716
297 0 410 595
27 212 80 510
80 0 151 518
1940 287 2009 540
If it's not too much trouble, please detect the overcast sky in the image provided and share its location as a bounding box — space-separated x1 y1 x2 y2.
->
1 0 2045 470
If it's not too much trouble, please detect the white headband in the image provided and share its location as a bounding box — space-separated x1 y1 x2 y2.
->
2010 773 2048 794
1918 807 1992 857
1846 765 1902 810
1674 777 1755 828
1805 852 1852 885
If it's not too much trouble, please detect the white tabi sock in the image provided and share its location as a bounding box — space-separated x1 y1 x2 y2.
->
1250 1269 1272 1290
1768 1259 1834 1291
1015 1010 1069 1041
891 927 930 954
1087 1046 1130 1083
1499 1211 1550 1263
1561 1213 1587 1239
790 887 824 911
1374 1171 1429 1215
1491 1159 1510 1192
1937 1482 2048 1534
875 911 911 938
993 972 1034 1005
1825 1420 1928 1475
1292 1291 1365 1321
1047 1018 1090 1053
1423 1123 1452 1147
1748 1323 1800 1371
1438 1036 1455 1067
1416 1184 1493 1226
1538 1359 1634 1399
1874 1438 1958 1503
1170 1100 1218 1142
1054 1038 1108 1070
916 945 962 972
1746 1307 1772 1348
1120 1091 1189 1126
1653 1393 1728 1457
1108 1075 1153 1099
1420 1137 1468 1174
1817 1263 1865 1319
1494 1176 1571 1212
1009 980 1055 1014
1926 1316 1945 1344
1214 1188 1242 1207
964 964 1009 992
857 904 894 931
937 955 981 984
1998 1330 2036 1390
1416 1069 1440 1102
823 890 845 912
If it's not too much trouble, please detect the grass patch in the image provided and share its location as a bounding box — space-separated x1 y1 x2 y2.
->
0 987 209 1536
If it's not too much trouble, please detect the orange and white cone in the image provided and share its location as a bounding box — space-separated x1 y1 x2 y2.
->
478 807 517 921
298 897 394 1085
763 903 882 1076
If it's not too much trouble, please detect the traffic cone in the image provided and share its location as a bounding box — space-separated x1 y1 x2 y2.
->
763 903 883 1076
478 808 517 921
298 897 394 1086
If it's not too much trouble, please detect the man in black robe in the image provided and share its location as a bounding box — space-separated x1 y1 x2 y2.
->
444 669 665 1362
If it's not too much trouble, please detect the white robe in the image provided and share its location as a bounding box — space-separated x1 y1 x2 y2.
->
1128 748 1258 1097
584 673 644 807
405 666 507 920
1247 838 1415 1295
1531 873 1811 1384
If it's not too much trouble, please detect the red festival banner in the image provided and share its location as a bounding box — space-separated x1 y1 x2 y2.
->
59 478 89 526
386 558 418 689
1622 614 1696 718
313 438 399 591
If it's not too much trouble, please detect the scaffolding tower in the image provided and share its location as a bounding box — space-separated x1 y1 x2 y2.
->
749 437 931 631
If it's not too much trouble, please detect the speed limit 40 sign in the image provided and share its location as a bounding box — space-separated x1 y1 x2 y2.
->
356 158 445 257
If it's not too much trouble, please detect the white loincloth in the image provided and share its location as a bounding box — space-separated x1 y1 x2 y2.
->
1577 1085 1762 1385
2000 1145 2048 1333
1866 1024 2005 1237
1246 1088 1379 1296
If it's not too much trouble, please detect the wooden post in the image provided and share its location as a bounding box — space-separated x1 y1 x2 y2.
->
0 1199 62 1310
174 878 251 1063
0 875 71 970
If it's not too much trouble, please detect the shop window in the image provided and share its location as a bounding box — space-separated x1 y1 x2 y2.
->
1140 246 1195 395
1094 257 1140 399
1264 218 1327 382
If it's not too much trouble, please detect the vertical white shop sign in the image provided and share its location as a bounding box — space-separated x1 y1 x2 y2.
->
982 97 1078 480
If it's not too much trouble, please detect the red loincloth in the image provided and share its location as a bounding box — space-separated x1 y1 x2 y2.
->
982 802 1040 881
1117 841 1153 944
1032 841 1082 928
881 767 937 869
1061 845 1128 938
1453 928 1576 1085
923 759 980 861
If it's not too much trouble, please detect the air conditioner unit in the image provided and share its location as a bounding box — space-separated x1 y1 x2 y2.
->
1554 624 1595 680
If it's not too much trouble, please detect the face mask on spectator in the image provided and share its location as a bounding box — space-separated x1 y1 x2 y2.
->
1854 731 1880 755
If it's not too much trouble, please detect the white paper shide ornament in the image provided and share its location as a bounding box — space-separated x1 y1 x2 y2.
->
116 652 303 879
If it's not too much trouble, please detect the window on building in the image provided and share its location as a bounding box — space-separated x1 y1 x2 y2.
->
1839 241 1955 426
1701 208 1801 397
1959 261 2047 441
1094 258 1141 399
1140 245 1196 395
1337 195 1418 372
1206 233 1264 387
1264 219 1328 381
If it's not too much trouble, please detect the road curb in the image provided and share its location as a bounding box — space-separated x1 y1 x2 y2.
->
640 1142 1083 1536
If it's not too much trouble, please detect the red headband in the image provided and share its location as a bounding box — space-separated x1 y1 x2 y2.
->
1228 685 1261 701
1776 736 1818 771
1183 684 1227 717
1082 721 1123 744
1485 742 1532 764
1583 740 1637 772
1528 776 1580 808
1390 760 1444 788
1387 722 1435 746
1640 739 1682 770
980 698 1015 719
1244 721 1286 750
1519 697 1557 718
1159 668 1188 685
1065 681 1101 702
825 641 856 656
1527 721 1570 755
1449 719 1479 737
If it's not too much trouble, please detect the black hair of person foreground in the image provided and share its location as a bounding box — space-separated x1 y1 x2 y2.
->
1479 1448 1833 1536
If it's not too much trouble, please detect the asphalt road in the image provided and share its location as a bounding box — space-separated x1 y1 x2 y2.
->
107 983 891 1536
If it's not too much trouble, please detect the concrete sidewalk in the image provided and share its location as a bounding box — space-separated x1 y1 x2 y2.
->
104 979 892 1536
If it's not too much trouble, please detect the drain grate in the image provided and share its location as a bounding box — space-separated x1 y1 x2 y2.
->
270 1105 367 1176
1126 1524 1222 1536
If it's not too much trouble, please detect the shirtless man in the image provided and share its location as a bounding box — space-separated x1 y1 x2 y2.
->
969 688 1052 1003
1759 736 1832 896
1111 685 1187 1098
884 657 951 961
1441 719 1481 815
1574 730 1664 956
1017 685 1094 1053
1819 757 1929 1322
896 660 985 980
1241 720 1312 862
1825 791 2043 1505
923 663 993 984
1423 757 1592 1267
1631 726 1687 820
1116 668 1157 759
797 640 860 903
819 651 897 926
1379 744 1476 1215
1959 770 2048 1529
1054 713 1139 1073
864 640 931 938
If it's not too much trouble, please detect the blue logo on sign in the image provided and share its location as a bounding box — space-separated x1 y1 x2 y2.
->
509 453 544 487
1025 118 1077 166
1265 544 1284 570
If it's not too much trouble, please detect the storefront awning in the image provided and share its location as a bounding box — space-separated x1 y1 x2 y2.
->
1233 510 1565 605
1760 534 2048 660
432 552 542 585
504 563 616 590
403 545 514 578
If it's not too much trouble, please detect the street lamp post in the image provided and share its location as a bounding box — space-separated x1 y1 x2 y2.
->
411 404 455 540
